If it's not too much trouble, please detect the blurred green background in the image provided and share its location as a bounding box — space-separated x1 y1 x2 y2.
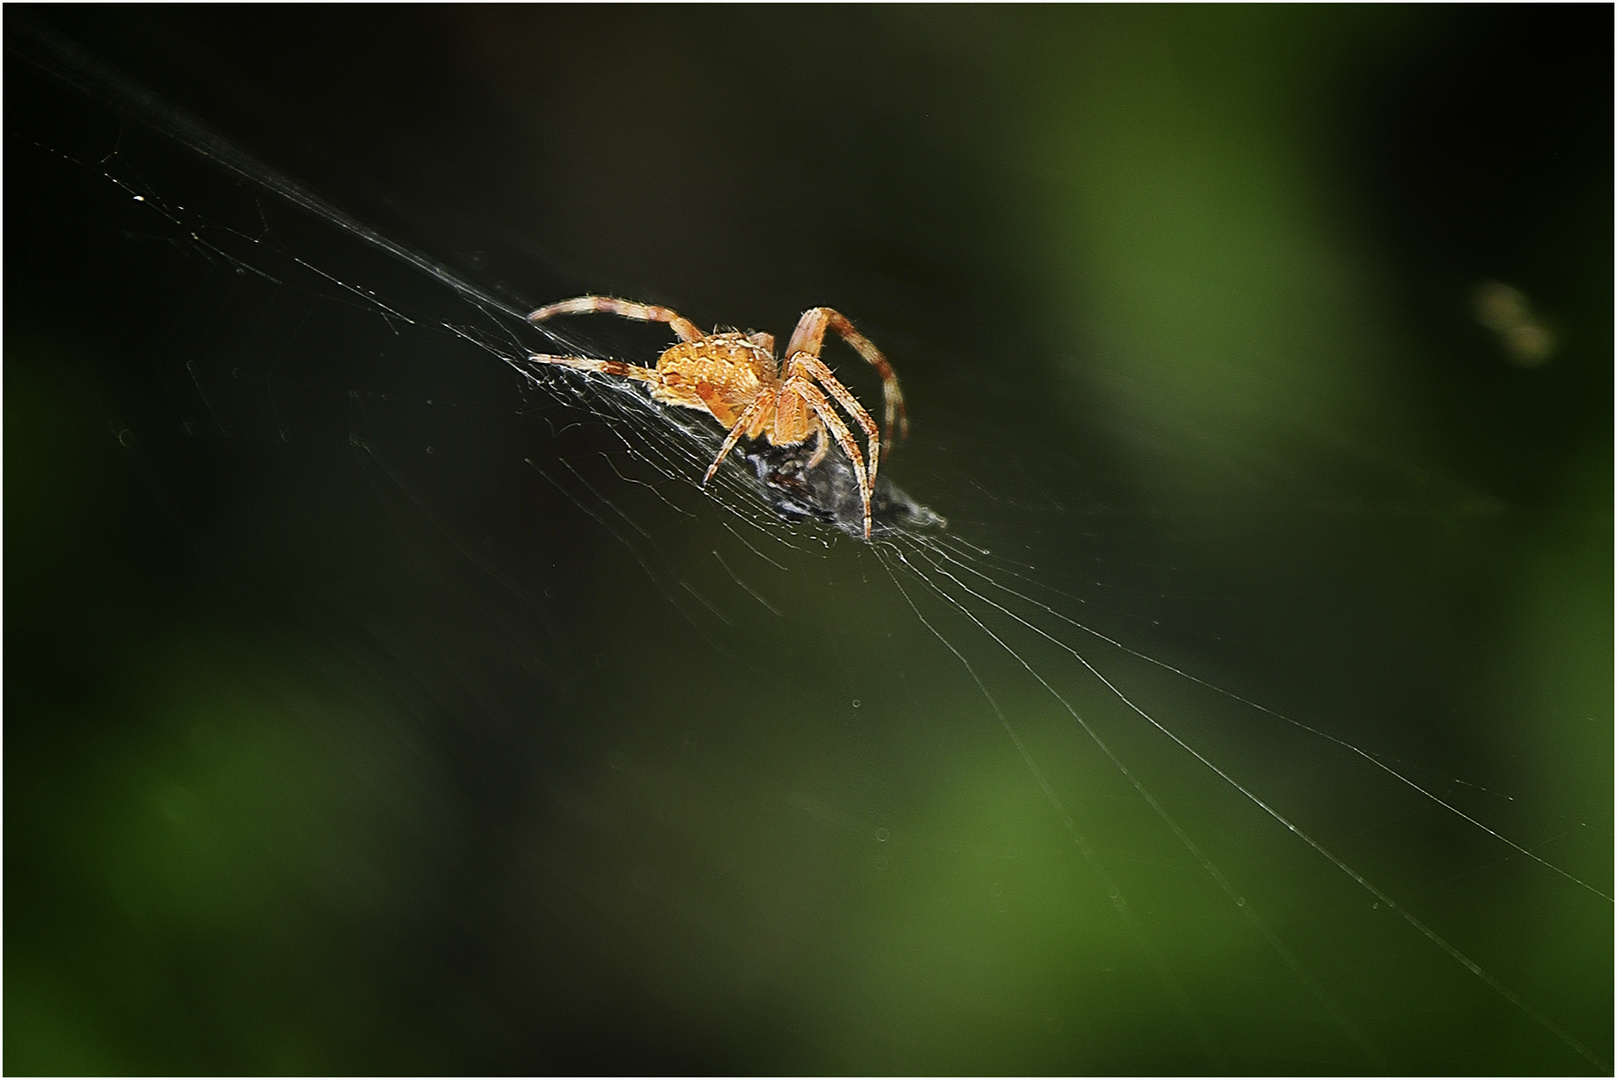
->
6 7 1610 1074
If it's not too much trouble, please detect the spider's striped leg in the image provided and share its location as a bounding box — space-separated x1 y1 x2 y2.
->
789 354 882 486
527 295 704 342
782 376 873 539
703 392 777 486
526 353 662 385
784 307 909 447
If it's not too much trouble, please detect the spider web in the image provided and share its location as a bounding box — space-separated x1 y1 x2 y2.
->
6 11 1610 1075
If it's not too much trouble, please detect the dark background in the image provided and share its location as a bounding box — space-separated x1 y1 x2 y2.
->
6 6 1611 1073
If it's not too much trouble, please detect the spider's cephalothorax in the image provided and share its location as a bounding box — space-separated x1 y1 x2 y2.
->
526 296 909 539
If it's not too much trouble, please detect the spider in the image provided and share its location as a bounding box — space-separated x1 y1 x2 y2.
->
526 296 909 539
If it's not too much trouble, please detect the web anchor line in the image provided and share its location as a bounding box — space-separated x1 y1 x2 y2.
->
878 554 1230 1070
926 532 1613 904
891 531 1605 1071
885 539 1384 1068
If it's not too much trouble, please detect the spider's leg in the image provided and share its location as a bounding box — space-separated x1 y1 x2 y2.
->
782 376 873 540
804 427 829 469
526 353 662 385
528 296 704 342
789 354 882 486
784 308 909 448
703 392 777 486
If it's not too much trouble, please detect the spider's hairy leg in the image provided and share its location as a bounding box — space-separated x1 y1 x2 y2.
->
703 391 777 487
790 353 881 486
804 428 829 469
781 376 873 539
525 353 662 386
784 307 909 447
527 295 704 342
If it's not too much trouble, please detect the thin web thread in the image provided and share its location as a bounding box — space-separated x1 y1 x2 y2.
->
894 531 1603 1071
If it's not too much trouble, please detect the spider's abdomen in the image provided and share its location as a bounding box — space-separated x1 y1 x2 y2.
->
652 334 776 427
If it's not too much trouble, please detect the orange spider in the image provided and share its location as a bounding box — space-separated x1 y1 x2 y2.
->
526 296 909 539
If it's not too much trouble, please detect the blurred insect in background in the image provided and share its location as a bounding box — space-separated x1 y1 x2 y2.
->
528 296 911 538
